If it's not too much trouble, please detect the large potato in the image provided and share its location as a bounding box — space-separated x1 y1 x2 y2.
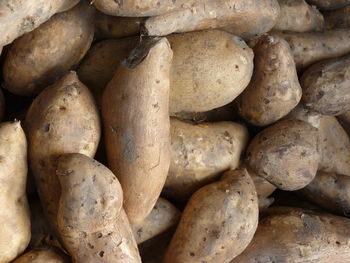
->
12 247 68 263
238 35 301 126
169 30 253 115
3 2 94 96
26 72 100 230
0 121 30 263
164 118 249 201
246 119 319 190
306 0 350 10
164 169 259 263
301 54 350 115
102 38 172 225
231 207 350 262
324 5 350 29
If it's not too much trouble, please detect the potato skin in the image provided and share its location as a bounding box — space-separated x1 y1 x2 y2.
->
102 38 172 225
169 30 253 114
0 121 30 263
231 207 350 262
26 72 100 230
246 119 319 190
238 35 301 126
338 110 350 136
3 2 94 96
324 5 350 29
274 0 325 32
164 169 259 263
274 29 350 70
306 0 350 10
301 55 350 115
12 247 68 263
164 118 249 201
57 0 80 12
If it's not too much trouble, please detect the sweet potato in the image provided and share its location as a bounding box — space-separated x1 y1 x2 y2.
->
164 169 258 263
164 118 249 201
0 121 30 263
238 35 301 126
246 119 319 190
12 247 68 263
306 0 350 10
169 30 253 115
324 5 350 29
102 38 172 225
3 2 94 96
56 153 140 263
26 72 101 230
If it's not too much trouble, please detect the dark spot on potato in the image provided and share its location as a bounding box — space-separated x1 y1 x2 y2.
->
97 233 103 238
189 252 195 257
98 251 104 257
88 243 94 249
44 124 50 132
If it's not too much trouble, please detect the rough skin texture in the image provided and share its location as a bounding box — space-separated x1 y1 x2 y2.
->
164 169 259 263
324 5 350 29
57 153 141 263
3 2 94 96
102 38 172 225
306 0 350 10
246 119 319 190
26 72 101 231
12 246 68 263
0 121 30 263
168 30 254 114
164 118 249 201
238 35 302 126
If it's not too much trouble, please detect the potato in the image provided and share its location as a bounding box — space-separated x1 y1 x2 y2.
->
306 0 350 10
164 169 259 263
324 5 350 29
238 35 301 126
26 72 100 230
273 0 325 32
56 153 141 263
132 198 181 244
3 2 94 96
12 247 68 263
0 0 75 47
246 119 319 190
231 207 350 262
301 54 350 115
274 28 350 70
169 30 253 115
95 11 144 40
250 172 276 210
0 121 30 263
164 118 249 201
77 37 138 105
102 38 172 225
57 0 80 12
338 110 350 136
145 1 280 39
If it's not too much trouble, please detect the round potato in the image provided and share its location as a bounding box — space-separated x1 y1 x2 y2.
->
164 169 259 263
246 119 319 190
168 30 253 115
12 247 68 263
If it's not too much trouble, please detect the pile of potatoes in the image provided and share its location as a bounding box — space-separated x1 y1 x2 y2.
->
1 0 350 262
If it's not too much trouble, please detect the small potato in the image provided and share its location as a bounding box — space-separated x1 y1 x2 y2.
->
26 72 101 231
274 0 325 32
12 247 68 263
164 169 259 263
246 119 319 190
132 198 181 244
238 35 301 126
0 121 30 263
231 207 350 262
250 172 276 210
274 28 350 70
169 30 253 115
3 2 94 96
301 55 350 115
324 5 350 29
164 118 249 201
57 153 141 263
306 0 350 10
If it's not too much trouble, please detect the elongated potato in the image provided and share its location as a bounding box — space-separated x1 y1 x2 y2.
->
274 0 325 32
132 198 181 244
238 35 301 126
12 247 68 263
274 28 350 70
0 121 30 263
57 153 141 263
231 207 350 262
301 55 350 115
77 37 138 104
26 72 100 230
102 38 172 225
306 0 350 10
246 119 319 190
169 30 253 115
164 169 259 263
324 5 350 29
3 2 94 96
145 0 280 40
164 118 249 201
